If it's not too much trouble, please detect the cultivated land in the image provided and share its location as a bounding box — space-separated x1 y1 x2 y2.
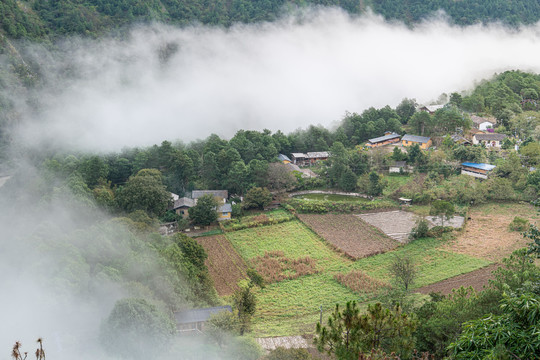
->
357 210 419 243
297 213 399 258
220 218 492 337
444 203 539 262
196 235 248 296
415 264 500 295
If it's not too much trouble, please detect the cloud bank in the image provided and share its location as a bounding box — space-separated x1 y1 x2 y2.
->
12 8 540 151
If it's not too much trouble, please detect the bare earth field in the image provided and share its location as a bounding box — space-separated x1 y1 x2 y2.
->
196 235 248 296
415 264 500 295
444 203 539 262
297 213 399 259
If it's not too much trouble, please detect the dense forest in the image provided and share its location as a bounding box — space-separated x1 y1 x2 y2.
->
3 0 540 41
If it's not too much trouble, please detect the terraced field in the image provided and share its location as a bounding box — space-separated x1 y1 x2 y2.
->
196 235 248 296
297 213 399 258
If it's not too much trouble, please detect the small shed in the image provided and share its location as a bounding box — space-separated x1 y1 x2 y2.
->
461 162 496 179
398 197 412 206
172 197 195 218
175 306 233 333
218 203 232 221
291 153 307 166
306 151 330 164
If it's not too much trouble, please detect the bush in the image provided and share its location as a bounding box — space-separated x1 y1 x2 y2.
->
263 347 313 360
427 226 454 238
409 218 430 240
509 216 529 232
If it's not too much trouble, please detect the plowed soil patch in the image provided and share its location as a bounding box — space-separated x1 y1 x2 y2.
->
196 235 248 296
415 264 499 295
297 214 399 259
444 204 539 262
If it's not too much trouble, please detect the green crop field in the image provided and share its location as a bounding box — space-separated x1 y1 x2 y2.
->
293 193 372 202
223 218 494 337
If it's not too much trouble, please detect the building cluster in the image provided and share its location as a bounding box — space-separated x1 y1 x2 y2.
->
170 190 232 221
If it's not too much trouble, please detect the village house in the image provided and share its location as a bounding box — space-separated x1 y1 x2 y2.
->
291 153 307 166
218 203 232 221
192 190 228 203
471 115 496 131
450 134 472 146
172 197 195 219
366 132 401 148
418 104 445 114
401 134 432 149
277 153 291 164
175 306 232 333
461 162 497 179
472 133 507 148
291 152 330 166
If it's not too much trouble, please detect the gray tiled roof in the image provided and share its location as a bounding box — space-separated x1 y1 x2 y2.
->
192 190 228 199
278 154 291 162
368 133 401 144
474 133 507 141
402 134 431 144
306 151 329 158
172 197 195 209
219 203 232 213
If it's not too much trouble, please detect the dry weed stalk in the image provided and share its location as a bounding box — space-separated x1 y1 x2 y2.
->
11 339 45 360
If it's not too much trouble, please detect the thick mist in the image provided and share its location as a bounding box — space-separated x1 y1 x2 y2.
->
10 8 540 152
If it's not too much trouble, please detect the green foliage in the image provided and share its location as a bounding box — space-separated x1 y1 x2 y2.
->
315 301 417 360
414 287 502 358
368 171 385 196
508 216 529 232
524 224 540 257
189 193 219 226
233 283 257 335
287 197 395 214
206 310 240 347
429 200 455 226
224 336 264 360
388 255 416 291
174 233 207 269
243 187 272 210
247 268 265 288
489 248 540 293
100 298 176 360
339 167 358 192
116 169 171 217
409 218 429 240
449 292 540 360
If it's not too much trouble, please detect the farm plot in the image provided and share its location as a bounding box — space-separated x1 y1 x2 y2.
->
444 203 539 262
357 210 419 243
297 214 399 259
415 264 500 295
196 235 248 296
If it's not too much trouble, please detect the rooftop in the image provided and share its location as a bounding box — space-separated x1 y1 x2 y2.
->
306 151 330 158
175 306 232 324
172 197 195 209
474 133 507 141
291 153 306 158
277 154 291 162
367 133 401 144
219 203 232 213
402 134 431 144
192 190 228 199
461 162 497 171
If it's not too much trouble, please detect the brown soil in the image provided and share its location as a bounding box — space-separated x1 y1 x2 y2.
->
416 264 500 295
444 204 539 262
196 235 248 296
297 214 399 259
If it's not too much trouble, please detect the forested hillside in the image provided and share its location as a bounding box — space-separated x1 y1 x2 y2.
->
3 0 540 41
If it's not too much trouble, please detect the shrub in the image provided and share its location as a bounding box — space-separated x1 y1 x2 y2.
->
409 218 430 240
509 216 529 232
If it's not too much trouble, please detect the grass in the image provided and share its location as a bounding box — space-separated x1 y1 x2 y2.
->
191 229 223 238
223 217 494 337
383 174 413 196
293 193 371 202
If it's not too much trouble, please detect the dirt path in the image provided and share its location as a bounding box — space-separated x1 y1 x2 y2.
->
415 264 500 295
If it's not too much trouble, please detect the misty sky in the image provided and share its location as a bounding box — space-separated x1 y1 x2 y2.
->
14 8 540 151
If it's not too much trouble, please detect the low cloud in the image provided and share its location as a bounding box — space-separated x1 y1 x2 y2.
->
12 8 540 150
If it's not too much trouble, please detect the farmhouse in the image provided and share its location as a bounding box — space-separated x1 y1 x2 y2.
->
472 133 507 148
461 162 497 179
172 197 195 219
175 306 232 333
218 203 232 221
366 132 401 148
401 134 432 149
277 153 291 164
450 134 472 146
306 151 330 164
291 152 329 166
291 153 307 166
418 104 445 114
192 190 228 203
471 115 496 131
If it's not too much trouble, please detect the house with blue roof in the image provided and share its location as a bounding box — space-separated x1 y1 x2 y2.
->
461 162 497 179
